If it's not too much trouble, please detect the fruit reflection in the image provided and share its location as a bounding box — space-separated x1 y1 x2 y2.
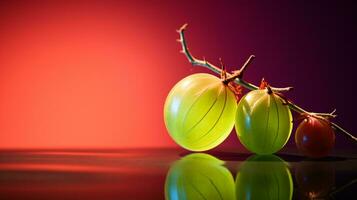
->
295 161 335 199
235 155 293 200
165 153 235 200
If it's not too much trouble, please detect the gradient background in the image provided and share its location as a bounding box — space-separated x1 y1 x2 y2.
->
0 0 356 150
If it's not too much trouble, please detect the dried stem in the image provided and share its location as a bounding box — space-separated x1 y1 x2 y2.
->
223 55 255 84
177 23 356 143
310 109 337 118
177 24 293 92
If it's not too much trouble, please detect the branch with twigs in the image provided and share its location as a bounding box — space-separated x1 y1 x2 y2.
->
177 23 356 143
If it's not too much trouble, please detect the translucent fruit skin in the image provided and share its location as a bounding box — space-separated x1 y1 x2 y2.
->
164 73 237 151
235 89 293 154
165 153 235 200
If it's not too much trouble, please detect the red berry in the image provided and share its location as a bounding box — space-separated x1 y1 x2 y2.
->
295 116 335 158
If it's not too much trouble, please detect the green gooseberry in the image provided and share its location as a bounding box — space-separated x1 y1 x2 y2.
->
235 89 293 154
235 155 293 200
164 73 237 151
165 153 235 200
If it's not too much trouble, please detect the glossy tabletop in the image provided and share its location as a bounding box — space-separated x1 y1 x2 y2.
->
0 149 356 200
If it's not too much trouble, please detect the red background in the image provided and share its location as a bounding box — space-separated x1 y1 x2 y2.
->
0 1 355 150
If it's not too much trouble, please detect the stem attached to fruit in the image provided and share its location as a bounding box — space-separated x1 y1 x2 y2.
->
177 23 356 143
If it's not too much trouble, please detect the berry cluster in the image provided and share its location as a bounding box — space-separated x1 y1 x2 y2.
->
164 24 355 158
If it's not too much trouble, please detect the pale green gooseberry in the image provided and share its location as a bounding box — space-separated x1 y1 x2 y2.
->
164 73 237 151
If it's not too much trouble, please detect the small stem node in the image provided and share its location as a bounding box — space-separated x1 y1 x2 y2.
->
267 86 273 94
223 55 255 84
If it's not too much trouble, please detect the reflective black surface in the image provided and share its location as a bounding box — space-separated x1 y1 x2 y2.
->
0 149 356 199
